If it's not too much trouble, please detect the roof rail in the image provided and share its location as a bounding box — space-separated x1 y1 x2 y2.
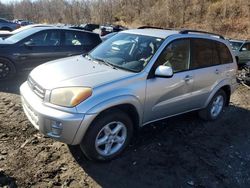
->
138 26 164 29
179 29 225 39
138 26 174 30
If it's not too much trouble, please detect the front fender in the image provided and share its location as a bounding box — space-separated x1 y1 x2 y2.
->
86 95 143 125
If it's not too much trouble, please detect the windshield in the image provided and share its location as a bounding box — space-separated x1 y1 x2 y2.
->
229 41 243 51
4 28 40 43
89 33 164 72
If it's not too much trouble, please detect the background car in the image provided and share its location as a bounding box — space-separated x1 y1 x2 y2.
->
229 39 250 68
0 27 102 79
101 32 118 41
100 24 127 36
0 18 20 31
13 19 33 26
0 24 53 39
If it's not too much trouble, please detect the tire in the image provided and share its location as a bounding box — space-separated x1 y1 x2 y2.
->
80 110 133 161
199 90 226 121
0 58 16 80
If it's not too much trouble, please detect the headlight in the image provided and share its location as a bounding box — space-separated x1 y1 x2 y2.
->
50 87 92 107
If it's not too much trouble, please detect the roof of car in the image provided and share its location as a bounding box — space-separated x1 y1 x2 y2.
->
24 26 98 34
122 29 179 39
122 28 227 41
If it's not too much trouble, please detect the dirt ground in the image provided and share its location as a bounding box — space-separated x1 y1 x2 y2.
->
0 74 250 188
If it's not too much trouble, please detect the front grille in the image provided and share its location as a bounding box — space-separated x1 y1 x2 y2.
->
27 76 45 99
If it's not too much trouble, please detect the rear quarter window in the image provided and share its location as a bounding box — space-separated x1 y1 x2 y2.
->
86 33 102 45
216 42 233 64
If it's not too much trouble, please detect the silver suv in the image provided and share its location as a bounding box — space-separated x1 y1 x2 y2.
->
20 28 238 161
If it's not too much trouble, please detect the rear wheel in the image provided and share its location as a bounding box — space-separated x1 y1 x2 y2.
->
0 59 16 80
199 90 226 121
80 110 133 161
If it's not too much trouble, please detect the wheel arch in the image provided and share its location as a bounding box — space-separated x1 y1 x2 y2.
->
93 103 140 132
205 84 231 108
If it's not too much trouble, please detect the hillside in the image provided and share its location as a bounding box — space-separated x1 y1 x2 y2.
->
0 0 250 39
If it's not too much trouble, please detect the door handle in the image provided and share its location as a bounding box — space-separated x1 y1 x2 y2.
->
184 75 193 82
215 69 220 74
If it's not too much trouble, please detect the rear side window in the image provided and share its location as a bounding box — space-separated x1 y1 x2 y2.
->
191 39 233 69
85 33 101 45
216 42 233 64
191 39 214 69
64 31 100 46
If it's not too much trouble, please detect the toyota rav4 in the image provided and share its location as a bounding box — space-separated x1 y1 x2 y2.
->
20 28 238 161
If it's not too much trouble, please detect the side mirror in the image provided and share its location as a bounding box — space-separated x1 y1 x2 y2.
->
155 65 173 78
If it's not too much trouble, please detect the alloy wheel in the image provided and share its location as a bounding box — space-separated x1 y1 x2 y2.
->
95 121 127 157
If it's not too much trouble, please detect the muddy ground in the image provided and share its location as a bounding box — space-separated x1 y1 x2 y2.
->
0 74 250 188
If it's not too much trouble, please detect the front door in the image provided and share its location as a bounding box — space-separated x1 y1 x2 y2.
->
17 30 64 70
144 39 195 123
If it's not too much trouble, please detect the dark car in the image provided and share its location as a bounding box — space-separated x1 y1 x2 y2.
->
0 18 20 31
101 32 118 41
0 27 102 79
100 25 127 36
69 24 99 32
13 19 33 26
81 23 99 31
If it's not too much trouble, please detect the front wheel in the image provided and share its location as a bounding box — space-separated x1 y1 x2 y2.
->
0 59 16 80
80 110 133 161
199 90 226 121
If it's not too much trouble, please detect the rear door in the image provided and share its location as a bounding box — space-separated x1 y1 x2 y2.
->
144 39 196 123
62 30 101 57
190 38 233 108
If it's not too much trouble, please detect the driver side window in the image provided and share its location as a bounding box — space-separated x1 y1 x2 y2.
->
25 30 61 46
155 39 190 73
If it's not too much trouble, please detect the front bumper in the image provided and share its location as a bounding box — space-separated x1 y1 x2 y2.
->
20 82 96 145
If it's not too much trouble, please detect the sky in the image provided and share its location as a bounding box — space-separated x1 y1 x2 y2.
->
1 0 21 4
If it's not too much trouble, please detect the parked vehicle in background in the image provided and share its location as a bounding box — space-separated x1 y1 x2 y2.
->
0 24 53 39
20 28 237 161
229 39 250 68
69 24 100 32
81 23 100 32
101 32 117 41
13 19 33 26
100 24 127 36
0 27 101 79
0 18 20 31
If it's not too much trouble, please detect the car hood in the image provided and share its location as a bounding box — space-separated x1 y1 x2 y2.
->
30 55 135 90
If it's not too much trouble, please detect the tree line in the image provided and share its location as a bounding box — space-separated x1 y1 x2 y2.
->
0 0 249 38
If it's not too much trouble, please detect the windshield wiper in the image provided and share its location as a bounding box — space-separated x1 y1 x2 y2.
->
93 57 117 70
